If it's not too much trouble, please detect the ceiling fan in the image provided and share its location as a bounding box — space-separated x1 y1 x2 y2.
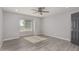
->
32 7 49 15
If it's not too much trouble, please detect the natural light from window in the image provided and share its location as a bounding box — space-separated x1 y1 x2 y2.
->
20 19 32 32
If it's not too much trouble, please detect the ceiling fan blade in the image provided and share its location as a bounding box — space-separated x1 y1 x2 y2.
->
42 11 49 13
32 9 38 11
32 11 38 14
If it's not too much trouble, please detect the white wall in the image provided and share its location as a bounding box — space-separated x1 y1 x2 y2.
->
3 12 41 41
42 9 79 41
3 12 20 40
3 8 79 41
0 8 3 47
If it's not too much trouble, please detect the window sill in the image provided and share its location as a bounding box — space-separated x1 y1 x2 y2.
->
20 30 32 32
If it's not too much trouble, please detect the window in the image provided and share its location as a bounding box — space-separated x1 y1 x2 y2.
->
20 20 32 32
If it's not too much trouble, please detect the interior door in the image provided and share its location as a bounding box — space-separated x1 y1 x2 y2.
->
71 12 79 45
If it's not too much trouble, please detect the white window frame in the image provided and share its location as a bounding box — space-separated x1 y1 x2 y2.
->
20 19 33 32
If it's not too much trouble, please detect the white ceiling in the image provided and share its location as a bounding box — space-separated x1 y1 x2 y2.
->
3 7 79 17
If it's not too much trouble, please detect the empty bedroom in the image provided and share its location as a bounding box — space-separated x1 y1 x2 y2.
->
0 7 79 51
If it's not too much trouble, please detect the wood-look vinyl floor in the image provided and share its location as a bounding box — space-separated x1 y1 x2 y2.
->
0 36 79 51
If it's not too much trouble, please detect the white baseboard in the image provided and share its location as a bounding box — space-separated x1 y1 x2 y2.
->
52 36 70 41
42 34 70 41
3 36 20 41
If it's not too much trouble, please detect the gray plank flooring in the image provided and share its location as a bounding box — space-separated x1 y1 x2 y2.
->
0 36 79 51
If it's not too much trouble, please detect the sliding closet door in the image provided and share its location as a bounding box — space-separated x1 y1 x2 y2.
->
71 12 79 45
